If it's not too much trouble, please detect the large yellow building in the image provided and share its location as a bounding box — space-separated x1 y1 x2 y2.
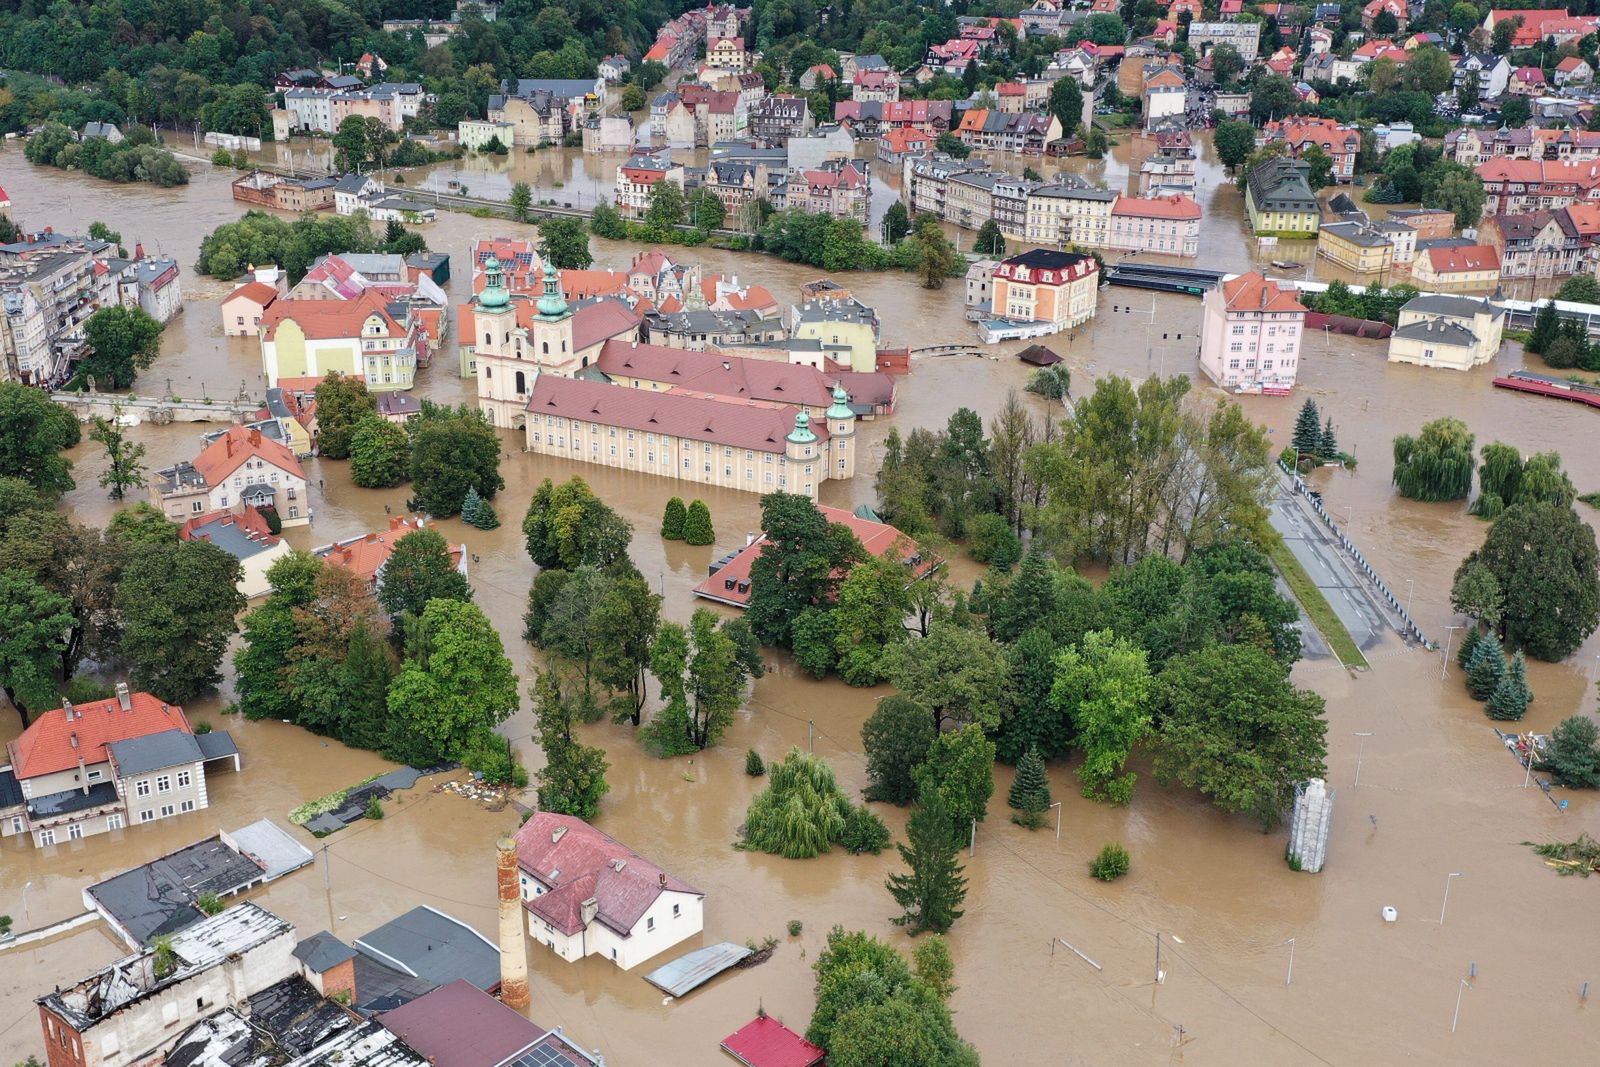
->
1244 156 1320 238
1386 295 1505 371
1316 221 1395 275
259 291 417 391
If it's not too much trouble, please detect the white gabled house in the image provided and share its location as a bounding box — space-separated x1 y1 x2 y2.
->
512 812 704 971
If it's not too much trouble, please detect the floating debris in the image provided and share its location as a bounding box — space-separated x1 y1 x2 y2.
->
1525 835 1600 877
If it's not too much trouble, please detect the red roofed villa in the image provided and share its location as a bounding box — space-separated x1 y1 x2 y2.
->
314 515 467 589
513 812 703 970
150 424 311 527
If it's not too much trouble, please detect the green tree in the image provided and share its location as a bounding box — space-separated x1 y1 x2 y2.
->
912 724 996 841
645 179 686 230
1291 398 1321 459
313 372 377 460
349 415 410 488
592 569 662 726
683 499 714 545
1537 715 1600 788
1150 644 1328 829
687 189 727 231
377 528 471 622
590 202 627 239
882 623 1010 731
0 571 74 724
1486 650 1531 721
791 607 840 678
385 599 519 766
537 216 593 269
997 628 1069 762
882 200 911 244
117 539 245 703
1458 502 1599 660
933 131 971 159
1527 301 1561 355
80 305 162 389
460 487 500 530
332 116 372 171
531 671 611 818
509 181 532 222
1301 145 1335 190
1007 745 1052 829
620 83 646 111
410 405 503 516
862 695 937 804
1556 274 1600 304
0 382 80 495
1051 630 1151 804
1499 95 1531 128
90 416 146 500
887 786 969 934
747 492 864 646
234 553 323 722
1210 44 1245 86
1392 417 1475 501
1047 77 1083 133
808 928 978 1065
1250 73 1299 123
660 496 686 539
1450 559 1503 627
833 553 912 687
1465 631 1506 700
973 219 1005 257
911 215 959 289
741 748 853 857
523 476 632 569
647 608 762 752
1426 167 1487 229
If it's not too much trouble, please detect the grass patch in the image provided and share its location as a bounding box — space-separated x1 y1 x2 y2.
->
1580 492 1600 509
288 788 349 826
1263 536 1370 670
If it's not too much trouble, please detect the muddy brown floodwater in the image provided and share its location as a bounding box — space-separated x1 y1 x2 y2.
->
1 147 1598 1065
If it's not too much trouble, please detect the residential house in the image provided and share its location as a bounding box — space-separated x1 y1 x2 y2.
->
788 160 870 222
1454 53 1512 100
598 54 630 83
1 684 239 848
1025 180 1118 247
1480 208 1589 278
791 297 880 372
1389 207 1457 239
1187 21 1262 61
749 95 812 144
1107 194 1202 257
1140 68 1187 129
231 170 339 212
580 115 636 153
1139 130 1197 196
380 979 604 1067
0 230 117 387
1263 117 1361 183
615 152 686 218
992 177 1033 240
1482 8 1580 48
878 127 933 164
1244 155 1320 237
965 260 999 321
260 290 421 391
1475 158 1600 216
1373 122 1422 153
989 249 1101 332
458 117 515 150
1556 55 1593 86
1317 221 1397 275
643 307 785 350
81 121 124 144
956 109 1062 153
1361 0 1409 29
329 83 429 132
705 35 749 72
487 88 571 147
1409 245 1502 291
1509 66 1547 96
258 385 316 457
1386 294 1506 370
315 516 467 590
222 271 285 338
180 508 289 599
1198 271 1306 392
151 425 311 527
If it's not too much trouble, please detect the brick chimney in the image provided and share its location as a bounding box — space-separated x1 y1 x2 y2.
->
496 836 530 1011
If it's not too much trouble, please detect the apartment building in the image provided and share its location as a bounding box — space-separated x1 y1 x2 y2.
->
1107 194 1201 257
1024 181 1117 247
151 425 311 528
990 249 1101 331
0 231 116 386
1386 294 1505 370
1198 271 1306 392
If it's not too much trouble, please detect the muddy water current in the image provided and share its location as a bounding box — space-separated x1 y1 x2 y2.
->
0 145 1597 1065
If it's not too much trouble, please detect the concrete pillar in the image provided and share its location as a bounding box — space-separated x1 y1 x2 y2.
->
1286 778 1334 874
496 835 530 1011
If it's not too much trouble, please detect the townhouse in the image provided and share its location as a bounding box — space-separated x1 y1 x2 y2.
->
151 425 311 527
1107 194 1201 257
1263 117 1361 183
1476 158 1600 215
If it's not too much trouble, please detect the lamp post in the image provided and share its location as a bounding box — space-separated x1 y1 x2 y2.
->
1049 800 1063 841
1405 579 1414 618
1451 977 1471 1033
1354 731 1374 787
1440 624 1464 680
1284 937 1296 986
1440 872 1463 925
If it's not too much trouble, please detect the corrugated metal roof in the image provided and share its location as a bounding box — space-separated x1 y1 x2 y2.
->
641 942 752 997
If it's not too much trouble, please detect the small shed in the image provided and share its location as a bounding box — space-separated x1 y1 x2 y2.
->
1018 343 1063 366
720 1015 825 1067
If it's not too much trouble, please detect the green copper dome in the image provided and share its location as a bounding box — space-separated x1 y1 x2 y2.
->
826 383 853 421
786 409 817 445
536 260 568 319
479 254 509 310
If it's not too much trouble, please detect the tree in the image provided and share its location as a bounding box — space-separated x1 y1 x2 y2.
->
592 570 662 726
234 552 321 722
385 599 519 766
661 496 686 539
741 749 853 857
1487 650 1531 720
313 372 377 460
620 83 646 111
882 200 911 244
538 216 592 269
1318 417 1339 462
973 219 1005 257
809 928 978 1066
349 415 410 488
1458 502 1599 660
523 477 632 569
912 725 996 842
912 935 956 1001
1150 645 1328 829
645 180 686 230
590 202 627 239
80 305 162 389
1048 78 1083 134
509 181 532 222
117 540 245 703
460 487 500 529
0 571 73 723
688 189 727 231
531 671 611 818
1427 168 1487 230
0 382 80 495
1557 274 1600 304
911 215 959 289
647 608 762 752
410 405 503 516
1290 398 1321 459
332 116 370 171
1008 745 1052 829
637 61 667 90
1526 302 1561 355
683 499 714 545
1537 715 1600 788
882 624 1010 732
378 528 471 621
284 566 395 748
1301 145 1335 190
747 492 864 646
1499 95 1531 128
1465 632 1506 700
887 786 969 934
862 695 937 804
1215 120 1255 172
791 607 840 678
1210 44 1245 86
1051 630 1151 804
1392 417 1475 501
833 553 912 687
967 512 1020 569
90 416 146 500
1450 559 1503 627
1250 74 1299 123
933 131 971 159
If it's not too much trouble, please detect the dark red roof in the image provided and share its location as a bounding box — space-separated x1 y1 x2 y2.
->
514 813 702 937
720 1016 825 1067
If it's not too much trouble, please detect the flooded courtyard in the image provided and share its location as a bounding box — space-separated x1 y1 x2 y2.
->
0 148 1597 1065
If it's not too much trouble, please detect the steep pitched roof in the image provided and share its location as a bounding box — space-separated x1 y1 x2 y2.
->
1220 272 1306 314
262 289 404 341
514 813 702 938
1422 245 1501 273
224 281 279 308
192 425 306 486
9 693 192 780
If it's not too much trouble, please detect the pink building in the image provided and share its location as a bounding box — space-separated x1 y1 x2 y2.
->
1107 194 1201 257
1198 272 1307 394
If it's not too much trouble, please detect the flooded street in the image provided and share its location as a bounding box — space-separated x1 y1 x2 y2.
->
1 149 1598 1065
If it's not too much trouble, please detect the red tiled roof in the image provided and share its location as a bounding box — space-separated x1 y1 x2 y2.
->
597 340 835 407
526 375 827 454
880 127 931 153
1557 56 1589 72
262 290 403 342
180 506 279 547
514 813 701 938
1113 194 1201 220
720 1016 825 1067
569 299 642 352
224 281 279 308
8 692 192 780
192 425 306 486
1221 272 1307 315
316 516 462 585
558 269 631 300
1422 245 1501 274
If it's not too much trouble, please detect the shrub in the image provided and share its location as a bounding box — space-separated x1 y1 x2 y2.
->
195 892 225 915
683 499 715 545
365 795 384 820
841 805 892 854
193 721 213 735
661 496 686 539
787 919 803 936
740 749 852 858
1090 843 1130 881
745 749 766 776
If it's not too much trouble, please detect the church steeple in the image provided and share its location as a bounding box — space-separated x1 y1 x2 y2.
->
536 261 569 320
480 254 509 310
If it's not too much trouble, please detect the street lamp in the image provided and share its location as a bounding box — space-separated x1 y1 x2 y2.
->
1441 624 1465 680
1354 731 1374 787
1440 872 1464 925
1284 937 1296 986
1049 800 1063 841
1405 579 1415 618
1451 977 1471 1033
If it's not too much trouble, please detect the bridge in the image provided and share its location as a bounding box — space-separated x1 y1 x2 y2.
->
51 391 261 425
1105 263 1227 295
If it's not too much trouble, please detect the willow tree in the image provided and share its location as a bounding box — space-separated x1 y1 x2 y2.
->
1472 441 1522 518
1392 417 1475 502
740 749 854 858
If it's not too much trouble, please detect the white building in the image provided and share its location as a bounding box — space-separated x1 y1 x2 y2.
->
283 88 335 133
150 425 311 527
1198 271 1307 393
513 813 704 971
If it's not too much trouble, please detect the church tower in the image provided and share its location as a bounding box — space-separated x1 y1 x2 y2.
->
473 254 527 429
825 382 857 481
784 409 821 499
530 261 577 374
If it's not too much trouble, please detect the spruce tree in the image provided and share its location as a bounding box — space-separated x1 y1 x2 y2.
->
661 496 687 540
1486 650 1532 720
1527 300 1559 355
460 487 484 526
1456 626 1483 669
1291 399 1322 458
887 786 968 935
466 495 500 529
1318 417 1338 462
683 499 715 545
1007 745 1052 830
1465 633 1506 701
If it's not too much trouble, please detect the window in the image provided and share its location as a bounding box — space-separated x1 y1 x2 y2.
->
177 770 192 788
191 501 204 513
647 917 655 932
156 775 171 793
181 800 195 813
672 903 681 917
87 770 103 782
107 814 123 830
9 816 21 834
68 822 83 840
289 506 299 518
136 780 152 798
160 804 176 818
39 829 55 845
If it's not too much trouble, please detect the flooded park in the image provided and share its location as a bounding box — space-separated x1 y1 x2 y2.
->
0 137 1597 1064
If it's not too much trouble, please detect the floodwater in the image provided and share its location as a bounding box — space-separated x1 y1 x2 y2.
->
1 149 1598 1065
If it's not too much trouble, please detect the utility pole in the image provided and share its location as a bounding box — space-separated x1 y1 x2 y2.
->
322 844 335 929
1440 872 1463 925
1354 731 1374 787
1154 932 1163 984
1284 938 1296 985
969 818 976 858
1441 624 1464 679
